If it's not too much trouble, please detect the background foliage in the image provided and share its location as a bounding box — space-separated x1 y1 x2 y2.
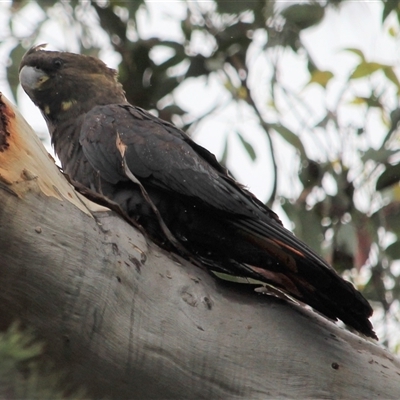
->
0 323 86 399
1 0 400 350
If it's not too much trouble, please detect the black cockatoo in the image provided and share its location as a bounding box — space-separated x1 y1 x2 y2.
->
19 45 377 339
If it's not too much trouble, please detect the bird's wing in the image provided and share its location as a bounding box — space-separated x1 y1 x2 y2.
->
79 104 276 219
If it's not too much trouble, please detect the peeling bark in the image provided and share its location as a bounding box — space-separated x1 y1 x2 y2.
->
0 93 400 399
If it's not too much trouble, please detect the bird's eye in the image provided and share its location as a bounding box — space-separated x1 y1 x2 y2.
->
53 59 63 69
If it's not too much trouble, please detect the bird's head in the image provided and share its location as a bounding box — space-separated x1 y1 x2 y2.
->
19 44 126 123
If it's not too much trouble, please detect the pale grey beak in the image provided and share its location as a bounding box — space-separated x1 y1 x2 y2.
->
19 65 49 96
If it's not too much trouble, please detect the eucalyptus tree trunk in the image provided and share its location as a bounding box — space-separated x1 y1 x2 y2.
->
0 93 399 399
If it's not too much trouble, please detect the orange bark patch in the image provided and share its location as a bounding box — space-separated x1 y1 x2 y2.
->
0 92 93 215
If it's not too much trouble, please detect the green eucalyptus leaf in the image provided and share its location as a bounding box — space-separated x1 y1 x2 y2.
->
269 124 307 159
349 95 383 109
382 108 400 145
382 0 398 22
220 133 230 167
281 4 325 30
350 61 383 79
6 43 26 102
385 242 400 260
307 70 334 88
343 48 366 61
383 66 400 93
281 203 323 254
160 104 186 116
361 148 397 164
376 163 400 191
211 271 264 285
236 131 256 162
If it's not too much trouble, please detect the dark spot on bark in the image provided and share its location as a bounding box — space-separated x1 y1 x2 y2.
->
0 101 10 152
116 276 121 283
190 276 200 283
197 325 204 331
181 291 197 307
203 296 213 310
331 362 339 370
129 255 141 272
329 333 339 342
112 243 119 255
140 252 147 264
21 169 37 181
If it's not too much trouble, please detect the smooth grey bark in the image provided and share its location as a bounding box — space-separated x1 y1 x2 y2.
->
1 93 400 399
